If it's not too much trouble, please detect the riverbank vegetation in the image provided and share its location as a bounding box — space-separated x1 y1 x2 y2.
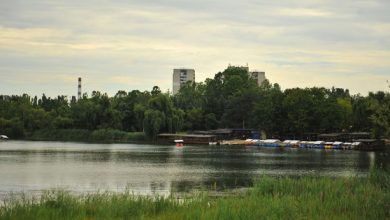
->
29 129 146 143
0 170 388 220
1 66 390 141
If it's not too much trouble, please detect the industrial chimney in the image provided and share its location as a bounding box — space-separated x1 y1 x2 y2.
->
77 77 82 99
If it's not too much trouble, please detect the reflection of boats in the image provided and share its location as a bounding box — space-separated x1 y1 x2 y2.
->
174 139 184 147
0 135 9 140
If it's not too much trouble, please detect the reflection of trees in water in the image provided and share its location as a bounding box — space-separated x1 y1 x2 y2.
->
371 151 389 171
169 146 273 191
149 181 169 194
5 143 388 195
111 150 171 164
180 146 260 170
73 147 173 164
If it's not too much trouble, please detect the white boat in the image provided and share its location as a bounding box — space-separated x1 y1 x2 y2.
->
342 142 352 150
332 141 343 149
174 139 184 147
262 139 281 147
313 141 325 148
351 142 362 150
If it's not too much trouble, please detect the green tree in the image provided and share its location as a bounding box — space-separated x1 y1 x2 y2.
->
204 113 218 130
143 109 165 139
143 93 183 139
184 108 204 130
251 80 284 136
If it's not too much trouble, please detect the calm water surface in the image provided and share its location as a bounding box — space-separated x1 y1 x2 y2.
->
0 141 388 197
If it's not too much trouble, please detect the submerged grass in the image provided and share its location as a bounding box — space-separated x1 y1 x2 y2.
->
1 170 388 220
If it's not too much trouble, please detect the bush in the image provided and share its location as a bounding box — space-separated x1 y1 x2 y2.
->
29 129 146 143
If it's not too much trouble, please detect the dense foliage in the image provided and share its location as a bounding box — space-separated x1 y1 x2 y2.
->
1 66 389 139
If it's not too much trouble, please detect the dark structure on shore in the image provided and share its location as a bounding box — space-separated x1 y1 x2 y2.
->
158 134 217 144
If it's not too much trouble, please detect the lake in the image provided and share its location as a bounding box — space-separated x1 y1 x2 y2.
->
0 141 388 198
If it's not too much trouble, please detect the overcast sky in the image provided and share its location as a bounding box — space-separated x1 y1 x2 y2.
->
0 0 389 97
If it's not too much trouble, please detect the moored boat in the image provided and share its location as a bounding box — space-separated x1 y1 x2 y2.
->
174 139 184 147
342 142 352 150
332 141 343 149
324 142 333 149
313 141 325 149
299 141 308 148
261 139 281 147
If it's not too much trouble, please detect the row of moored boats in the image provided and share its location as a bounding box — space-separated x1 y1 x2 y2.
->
244 139 362 150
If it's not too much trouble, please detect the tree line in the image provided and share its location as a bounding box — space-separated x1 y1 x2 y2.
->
1 66 389 140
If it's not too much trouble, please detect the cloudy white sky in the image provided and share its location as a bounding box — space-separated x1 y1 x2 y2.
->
0 0 389 97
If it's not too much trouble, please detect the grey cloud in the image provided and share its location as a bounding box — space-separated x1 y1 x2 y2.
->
0 0 389 96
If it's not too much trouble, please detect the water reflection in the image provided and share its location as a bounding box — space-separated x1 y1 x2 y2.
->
0 141 388 198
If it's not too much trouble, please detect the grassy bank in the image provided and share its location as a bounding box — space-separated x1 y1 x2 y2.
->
1 171 388 220
28 128 147 143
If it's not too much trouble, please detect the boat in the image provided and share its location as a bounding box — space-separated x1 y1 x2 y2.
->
261 139 281 147
312 141 325 149
244 139 259 145
0 135 9 140
299 141 308 148
342 142 352 150
332 141 343 149
324 142 333 149
174 139 184 147
283 140 300 148
351 142 362 150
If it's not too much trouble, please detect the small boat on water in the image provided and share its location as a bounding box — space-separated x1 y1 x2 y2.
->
351 142 362 150
0 135 9 140
342 142 352 150
299 141 308 148
282 140 300 148
174 139 184 147
324 142 333 149
332 141 343 149
312 141 325 149
259 139 281 147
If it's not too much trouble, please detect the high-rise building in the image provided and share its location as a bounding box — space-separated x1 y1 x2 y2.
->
172 68 195 95
249 71 266 86
226 65 266 86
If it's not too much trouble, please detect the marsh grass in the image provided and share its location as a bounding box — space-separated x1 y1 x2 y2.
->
1 171 388 220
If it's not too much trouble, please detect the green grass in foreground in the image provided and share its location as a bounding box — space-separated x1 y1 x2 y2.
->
1 170 389 220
